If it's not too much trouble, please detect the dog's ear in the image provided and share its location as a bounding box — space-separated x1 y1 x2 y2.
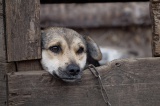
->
85 36 102 61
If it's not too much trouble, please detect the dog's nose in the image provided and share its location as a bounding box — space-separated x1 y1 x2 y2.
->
67 64 80 76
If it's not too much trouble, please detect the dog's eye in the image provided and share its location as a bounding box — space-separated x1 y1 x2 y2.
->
49 46 61 53
77 47 84 54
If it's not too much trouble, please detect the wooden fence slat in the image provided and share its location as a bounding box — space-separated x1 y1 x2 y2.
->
41 3 150 28
0 64 7 106
150 0 160 56
40 0 149 3
0 81 7 106
5 0 41 62
0 63 16 106
0 0 8 106
0 0 6 62
0 62 16 106
7 58 160 106
16 60 42 72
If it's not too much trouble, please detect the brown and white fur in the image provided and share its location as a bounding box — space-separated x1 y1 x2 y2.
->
41 27 102 82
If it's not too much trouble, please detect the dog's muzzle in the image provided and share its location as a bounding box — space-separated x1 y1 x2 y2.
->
54 64 82 82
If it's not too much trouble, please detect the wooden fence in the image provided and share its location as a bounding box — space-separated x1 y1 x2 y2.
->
0 0 160 106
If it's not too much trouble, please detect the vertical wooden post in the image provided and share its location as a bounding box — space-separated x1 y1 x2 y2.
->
0 0 7 105
150 0 160 56
0 0 6 62
5 0 41 62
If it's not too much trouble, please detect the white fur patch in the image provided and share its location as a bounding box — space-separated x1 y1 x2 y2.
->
41 50 60 75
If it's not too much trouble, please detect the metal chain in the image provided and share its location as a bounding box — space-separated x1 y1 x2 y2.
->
88 64 111 106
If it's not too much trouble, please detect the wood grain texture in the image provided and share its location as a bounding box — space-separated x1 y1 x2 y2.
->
41 3 150 28
0 62 16 105
40 0 149 3
0 62 6 106
0 63 16 81
16 60 42 72
5 0 41 62
0 0 6 62
7 58 160 106
150 0 160 56
0 63 16 106
152 0 160 2
0 0 7 106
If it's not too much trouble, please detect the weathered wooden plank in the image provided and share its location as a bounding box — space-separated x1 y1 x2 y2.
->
0 63 6 106
0 0 6 62
40 0 149 3
0 63 16 81
41 3 150 28
152 0 160 3
5 0 41 62
7 58 160 106
0 63 12 106
16 60 42 72
0 81 7 105
150 0 160 56
0 62 16 106
0 0 7 106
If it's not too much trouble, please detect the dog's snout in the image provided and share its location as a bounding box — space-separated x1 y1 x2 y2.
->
67 64 80 76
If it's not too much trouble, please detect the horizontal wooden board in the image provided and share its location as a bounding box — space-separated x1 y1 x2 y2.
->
152 0 160 3
7 58 160 106
16 60 42 72
40 0 149 3
41 3 150 28
5 0 41 62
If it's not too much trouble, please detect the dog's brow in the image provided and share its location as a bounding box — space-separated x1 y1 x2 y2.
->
48 41 62 48
78 42 85 47
73 42 86 51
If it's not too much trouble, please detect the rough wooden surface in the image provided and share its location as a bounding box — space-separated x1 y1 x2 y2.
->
0 62 16 106
7 58 160 106
0 0 6 62
16 60 42 72
0 63 16 82
5 0 41 62
0 63 14 106
150 0 160 56
41 3 150 28
0 0 7 106
0 63 6 106
0 63 16 106
40 0 149 3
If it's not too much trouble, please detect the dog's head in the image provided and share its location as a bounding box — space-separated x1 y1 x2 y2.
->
41 27 102 82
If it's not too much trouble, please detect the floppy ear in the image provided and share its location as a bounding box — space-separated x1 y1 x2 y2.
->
85 36 102 61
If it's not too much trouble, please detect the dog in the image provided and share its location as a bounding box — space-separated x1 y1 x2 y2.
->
41 27 102 82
